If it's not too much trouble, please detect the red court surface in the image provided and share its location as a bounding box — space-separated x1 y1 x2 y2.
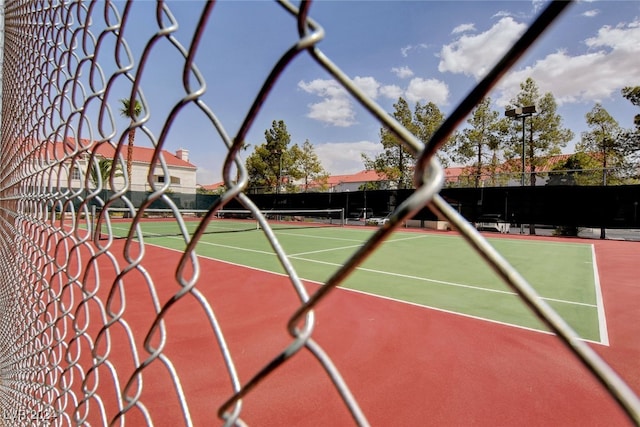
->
56 233 639 426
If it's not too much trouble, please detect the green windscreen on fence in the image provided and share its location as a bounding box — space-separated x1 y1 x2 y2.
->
0 1 638 426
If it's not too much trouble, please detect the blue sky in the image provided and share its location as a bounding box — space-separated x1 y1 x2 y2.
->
98 1 640 185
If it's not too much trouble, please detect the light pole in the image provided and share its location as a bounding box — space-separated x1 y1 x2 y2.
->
505 105 536 234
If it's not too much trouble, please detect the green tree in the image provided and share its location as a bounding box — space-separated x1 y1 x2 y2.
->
197 185 227 195
622 86 640 128
363 98 416 189
88 157 124 209
197 186 214 195
119 98 142 185
578 103 629 239
546 153 601 186
358 181 384 191
455 97 503 188
621 86 640 158
246 120 295 193
293 139 329 192
89 157 124 189
577 103 629 186
363 97 448 189
505 78 574 185
505 78 573 234
415 101 454 168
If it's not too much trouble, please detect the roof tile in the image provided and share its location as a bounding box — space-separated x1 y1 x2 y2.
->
62 137 197 168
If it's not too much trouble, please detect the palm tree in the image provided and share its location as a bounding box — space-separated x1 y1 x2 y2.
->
119 98 142 185
88 156 124 239
89 157 124 190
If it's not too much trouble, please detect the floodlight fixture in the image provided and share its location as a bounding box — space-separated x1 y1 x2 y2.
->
505 105 537 234
505 105 537 117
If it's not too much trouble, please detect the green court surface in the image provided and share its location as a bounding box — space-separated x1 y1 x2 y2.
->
106 218 604 343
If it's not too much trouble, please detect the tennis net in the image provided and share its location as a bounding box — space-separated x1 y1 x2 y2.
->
92 207 345 239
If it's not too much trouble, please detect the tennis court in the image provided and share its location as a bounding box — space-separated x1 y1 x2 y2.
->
78 210 640 426
101 212 605 344
3 1 639 424
63 232 640 426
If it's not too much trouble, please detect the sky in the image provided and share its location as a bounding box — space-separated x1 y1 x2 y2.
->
89 0 640 185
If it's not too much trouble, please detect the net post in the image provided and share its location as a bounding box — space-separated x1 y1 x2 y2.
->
91 205 97 241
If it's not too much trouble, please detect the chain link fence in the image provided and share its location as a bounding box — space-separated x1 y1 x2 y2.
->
0 1 639 425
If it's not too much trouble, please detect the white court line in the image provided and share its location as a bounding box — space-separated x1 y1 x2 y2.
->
291 244 365 257
274 231 364 242
112 225 604 343
543 297 597 308
141 240 605 346
286 233 598 310
114 225 596 309
591 244 609 346
110 225 275 256
290 255 594 308
488 239 594 249
289 234 429 257
275 229 431 243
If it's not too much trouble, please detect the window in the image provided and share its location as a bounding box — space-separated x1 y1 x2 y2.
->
71 167 81 181
154 175 180 185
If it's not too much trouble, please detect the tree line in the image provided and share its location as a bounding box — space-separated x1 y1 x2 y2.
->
211 77 640 194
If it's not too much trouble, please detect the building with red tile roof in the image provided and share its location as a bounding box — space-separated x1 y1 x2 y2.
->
309 170 391 192
444 153 579 187
200 153 596 193
47 138 198 194
199 181 225 193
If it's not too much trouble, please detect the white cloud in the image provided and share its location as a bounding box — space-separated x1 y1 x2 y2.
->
495 19 640 106
353 76 380 99
300 74 450 119
438 17 527 80
298 79 356 127
400 43 429 58
314 141 383 175
298 79 345 99
452 23 475 34
298 76 402 126
380 84 403 100
586 20 640 51
391 66 414 78
492 10 512 19
405 77 449 105
308 97 356 127
532 0 546 13
582 9 600 18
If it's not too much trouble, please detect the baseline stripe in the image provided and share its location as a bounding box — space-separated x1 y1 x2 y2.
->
591 244 609 345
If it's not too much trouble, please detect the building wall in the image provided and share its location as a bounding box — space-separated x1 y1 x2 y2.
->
60 156 197 195
144 163 198 194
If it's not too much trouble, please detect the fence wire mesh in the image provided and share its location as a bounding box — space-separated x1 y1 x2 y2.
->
0 0 639 426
